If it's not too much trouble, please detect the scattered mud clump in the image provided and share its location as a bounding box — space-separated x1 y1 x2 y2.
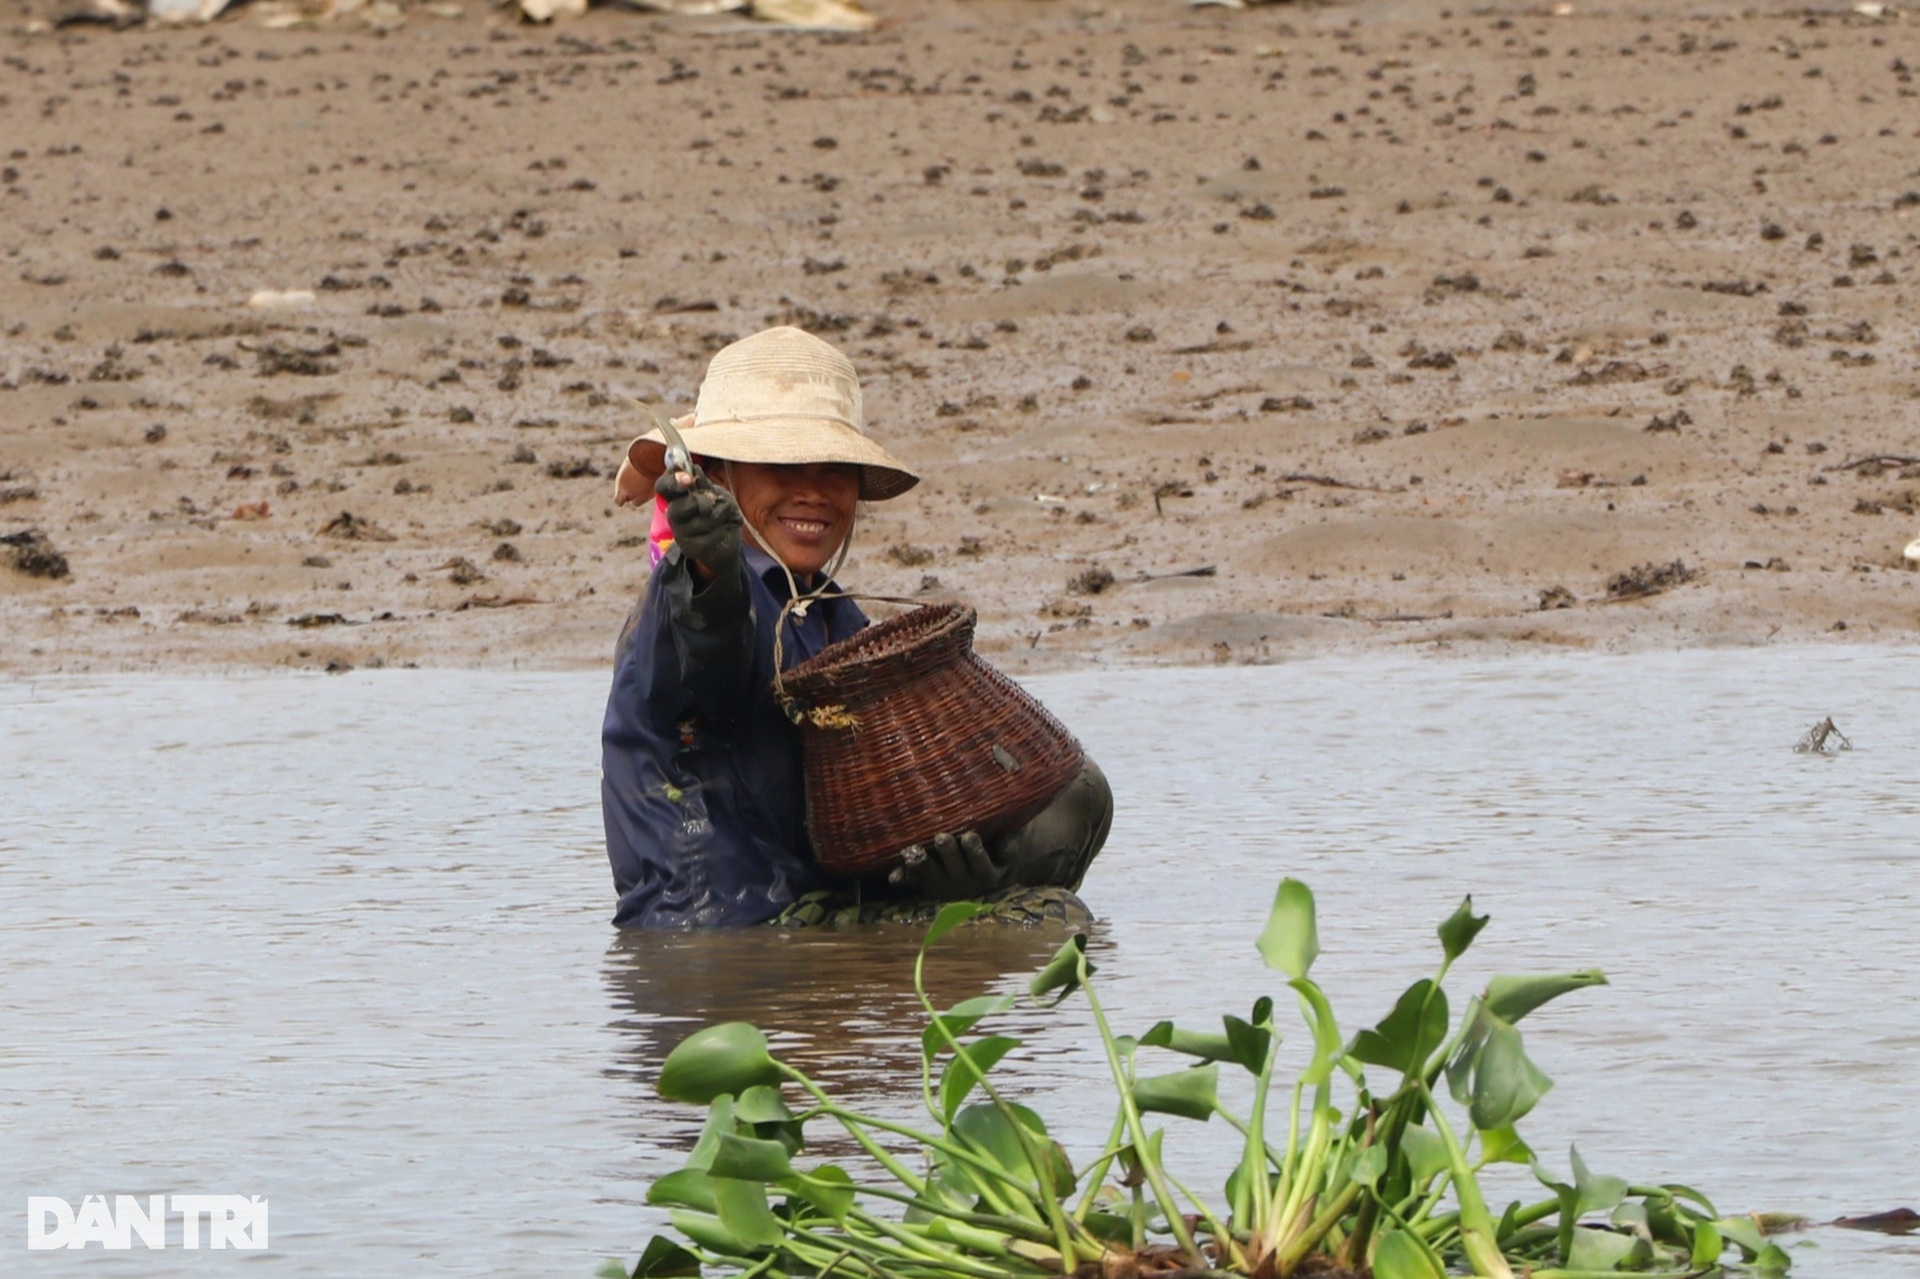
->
1538 585 1577 611
886 543 935 567
1606 560 1699 601
320 512 396 542
255 342 341 378
444 557 487 586
1068 565 1116 596
2 529 70 579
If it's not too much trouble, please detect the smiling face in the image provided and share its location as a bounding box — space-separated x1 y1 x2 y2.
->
718 460 861 577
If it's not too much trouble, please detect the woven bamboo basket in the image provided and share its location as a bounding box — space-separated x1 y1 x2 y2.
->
775 602 1085 878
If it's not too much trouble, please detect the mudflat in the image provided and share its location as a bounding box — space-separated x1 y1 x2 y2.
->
1 0 1916 675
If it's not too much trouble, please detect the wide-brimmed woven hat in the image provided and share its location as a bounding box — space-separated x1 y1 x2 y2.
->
616 326 919 503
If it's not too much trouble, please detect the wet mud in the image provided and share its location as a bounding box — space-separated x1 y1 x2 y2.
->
1 0 1917 675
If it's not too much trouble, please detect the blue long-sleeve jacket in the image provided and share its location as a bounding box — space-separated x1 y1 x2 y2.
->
601 545 868 928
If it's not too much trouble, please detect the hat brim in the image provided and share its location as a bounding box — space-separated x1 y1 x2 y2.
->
620 416 919 502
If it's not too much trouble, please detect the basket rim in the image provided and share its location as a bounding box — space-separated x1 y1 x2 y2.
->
778 602 976 710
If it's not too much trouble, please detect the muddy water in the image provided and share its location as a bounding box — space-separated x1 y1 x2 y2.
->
3 648 1917 1276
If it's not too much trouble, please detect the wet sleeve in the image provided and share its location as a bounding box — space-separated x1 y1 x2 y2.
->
658 548 755 729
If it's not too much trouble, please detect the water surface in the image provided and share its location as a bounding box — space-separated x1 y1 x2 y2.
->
3 647 1916 1275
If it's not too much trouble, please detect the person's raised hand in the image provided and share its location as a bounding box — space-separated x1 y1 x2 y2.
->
889 831 1007 900
656 464 742 580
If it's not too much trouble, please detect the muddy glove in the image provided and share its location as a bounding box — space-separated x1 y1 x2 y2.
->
889 831 1008 900
656 464 743 585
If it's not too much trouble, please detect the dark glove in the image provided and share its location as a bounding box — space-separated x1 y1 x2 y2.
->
655 464 743 582
889 831 1008 900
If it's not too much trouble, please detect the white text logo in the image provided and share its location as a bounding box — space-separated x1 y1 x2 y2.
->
26 1195 269 1250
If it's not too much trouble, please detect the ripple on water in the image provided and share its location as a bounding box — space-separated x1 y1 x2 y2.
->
0 649 1916 1276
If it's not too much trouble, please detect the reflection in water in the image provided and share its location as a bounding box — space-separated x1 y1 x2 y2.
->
3 650 1918 1278
602 923 1080 1098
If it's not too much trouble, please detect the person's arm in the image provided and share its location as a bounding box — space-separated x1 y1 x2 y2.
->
655 464 754 727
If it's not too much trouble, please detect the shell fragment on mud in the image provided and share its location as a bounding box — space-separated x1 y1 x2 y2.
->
247 289 318 312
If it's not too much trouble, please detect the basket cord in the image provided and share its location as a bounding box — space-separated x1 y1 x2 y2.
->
770 589 926 725
720 460 929 725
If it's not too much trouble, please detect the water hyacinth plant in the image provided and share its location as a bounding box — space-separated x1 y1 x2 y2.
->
618 881 1791 1279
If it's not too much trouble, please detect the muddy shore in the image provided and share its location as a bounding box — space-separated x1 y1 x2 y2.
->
2 0 1916 676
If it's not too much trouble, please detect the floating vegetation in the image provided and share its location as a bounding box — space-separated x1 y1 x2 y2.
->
1793 717 1851 754
620 882 1793 1279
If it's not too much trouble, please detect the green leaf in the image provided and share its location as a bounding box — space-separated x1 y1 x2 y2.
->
921 994 1017 1060
658 1023 783 1104
668 1209 754 1258
686 1095 736 1171
1484 970 1608 1024
1496 1199 1521 1242
1468 1017 1552 1131
1478 1125 1535 1166
938 1034 1021 1122
1373 1227 1447 1279
904 1168 973 1224
1438 896 1491 964
631 1236 703 1279
924 900 986 947
1139 1020 1236 1063
1131 1064 1219 1122
1030 934 1091 1003
1530 1158 1580 1261
1567 1226 1649 1271
1445 997 1488 1107
1350 1145 1388 1190
1116 1135 1148 1188
1257 878 1319 978
1222 1014 1273 1075
734 1084 804 1154
732 1085 793 1127
647 1169 717 1213
1690 1220 1724 1269
1350 979 1449 1076
1714 1216 1769 1259
596 1262 630 1279
709 1133 794 1183
1531 1160 1578 1262
1663 1183 1719 1219
1402 1126 1450 1184
1610 1200 1651 1242
1756 1242 1792 1274
785 1165 854 1222
1570 1145 1629 1217
712 1176 784 1248
1640 1190 1693 1247
951 1102 1074 1197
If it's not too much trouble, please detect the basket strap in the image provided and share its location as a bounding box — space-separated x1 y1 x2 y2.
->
770 591 924 725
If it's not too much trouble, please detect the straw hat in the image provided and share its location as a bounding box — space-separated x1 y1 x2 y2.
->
615 327 919 504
